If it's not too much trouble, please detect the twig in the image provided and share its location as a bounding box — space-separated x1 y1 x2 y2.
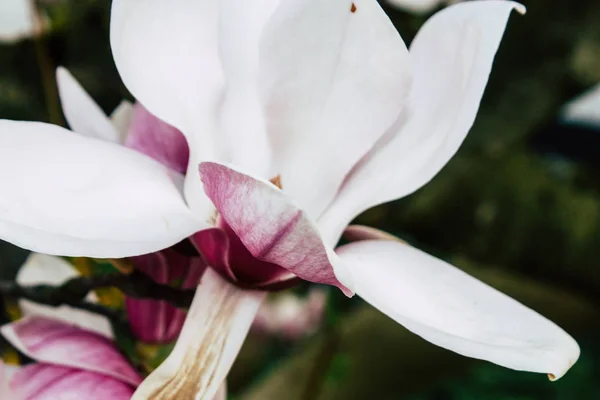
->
0 270 196 312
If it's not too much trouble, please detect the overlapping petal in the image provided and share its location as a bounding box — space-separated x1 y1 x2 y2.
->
125 103 190 175
0 120 203 257
217 0 279 176
56 67 122 143
16 253 113 338
132 269 264 400
1 317 142 386
319 1 525 245
259 0 411 217
126 250 206 343
336 240 580 379
199 162 353 294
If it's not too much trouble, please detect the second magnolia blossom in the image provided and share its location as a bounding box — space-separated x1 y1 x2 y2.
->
0 316 226 400
0 0 580 398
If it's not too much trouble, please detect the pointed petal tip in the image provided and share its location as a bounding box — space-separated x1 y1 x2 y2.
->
547 336 580 381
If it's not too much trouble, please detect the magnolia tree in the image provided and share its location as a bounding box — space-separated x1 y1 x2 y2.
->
0 0 581 398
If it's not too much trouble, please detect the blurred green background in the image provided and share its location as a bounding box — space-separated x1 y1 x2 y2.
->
1 0 600 399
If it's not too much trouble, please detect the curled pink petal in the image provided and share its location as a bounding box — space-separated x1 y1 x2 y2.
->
11 364 134 400
126 250 206 343
125 103 190 174
1 317 142 386
198 162 352 295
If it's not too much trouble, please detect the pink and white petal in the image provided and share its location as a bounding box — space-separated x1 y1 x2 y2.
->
131 269 264 400
343 225 403 243
0 120 204 258
109 100 134 140
259 0 411 217
199 162 353 294
1 317 142 386
11 364 135 400
217 0 279 176
16 253 113 338
125 103 190 174
0 362 13 400
336 240 580 379
56 67 121 143
319 1 524 245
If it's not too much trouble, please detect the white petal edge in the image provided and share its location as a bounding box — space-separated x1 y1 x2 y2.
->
0 120 203 258
336 240 580 379
16 253 113 338
319 1 525 245
56 67 122 143
386 0 446 14
109 100 134 142
132 269 265 399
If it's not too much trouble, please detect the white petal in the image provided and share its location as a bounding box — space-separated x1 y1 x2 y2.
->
131 269 265 400
110 0 223 156
561 83 600 128
56 67 121 143
0 120 203 258
109 100 134 142
337 240 580 379
110 0 225 215
0 0 44 43
386 0 446 14
319 1 524 245
217 0 279 176
16 253 113 338
259 0 411 217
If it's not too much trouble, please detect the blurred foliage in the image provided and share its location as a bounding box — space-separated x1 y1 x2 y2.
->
1 0 600 399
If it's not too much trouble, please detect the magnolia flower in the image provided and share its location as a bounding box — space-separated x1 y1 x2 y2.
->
0 0 47 43
0 317 227 400
0 317 143 399
0 0 580 398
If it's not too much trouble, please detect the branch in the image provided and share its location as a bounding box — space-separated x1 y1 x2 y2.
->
0 270 196 314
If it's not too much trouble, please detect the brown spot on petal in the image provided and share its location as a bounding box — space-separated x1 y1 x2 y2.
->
350 3 357 13
270 175 282 189
148 285 238 398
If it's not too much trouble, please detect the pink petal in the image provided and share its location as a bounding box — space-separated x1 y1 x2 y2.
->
11 364 134 400
198 162 352 295
0 362 11 400
192 226 300 290
1 317 142 386
125 103 190 174
131 269 265 400
126 250 206 343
